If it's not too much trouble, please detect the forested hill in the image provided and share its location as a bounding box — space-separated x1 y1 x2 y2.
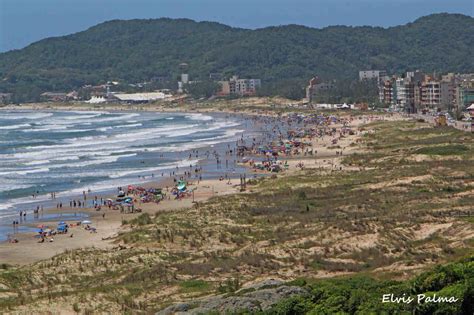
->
0 13 473 101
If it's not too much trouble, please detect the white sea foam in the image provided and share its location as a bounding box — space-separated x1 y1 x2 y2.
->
0 158 199 213
91 113 140 123
52 156 80 162
0 184 34 192
48 153 137 169
67 110 109 115
63 113 103 120
21 125 68 132
0 110 246 217
0 123 31 130
23 160 50 166
96 126 113 132
0 167 50 176
3 112 53 120
96 123 143 132
53 128 96 133
186 113 213 121
115 123 143 129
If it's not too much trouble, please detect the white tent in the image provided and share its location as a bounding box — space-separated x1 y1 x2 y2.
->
86 96 107 104
113 92 171 102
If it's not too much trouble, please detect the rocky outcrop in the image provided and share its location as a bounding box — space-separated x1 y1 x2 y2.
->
157 283 307 314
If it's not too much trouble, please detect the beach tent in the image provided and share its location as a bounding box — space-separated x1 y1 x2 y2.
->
177 180 187 191
81 220 92 225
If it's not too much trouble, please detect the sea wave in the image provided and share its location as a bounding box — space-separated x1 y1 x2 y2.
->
2 112 53 120
21 125 68 132
0 111 246 217
48 153 137 169
0 123 31 130
0 167 50 176
186 113 213 121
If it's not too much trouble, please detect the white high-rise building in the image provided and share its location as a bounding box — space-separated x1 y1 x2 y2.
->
181 73 189 84
359 70 387 81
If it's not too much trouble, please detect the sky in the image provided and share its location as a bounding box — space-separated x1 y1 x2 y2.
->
0 0 473 52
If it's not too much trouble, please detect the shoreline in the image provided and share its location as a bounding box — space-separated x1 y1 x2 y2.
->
0 108 286 264
0 174 249 265
0 100 288 119
0 109 265 220
0 104 402 266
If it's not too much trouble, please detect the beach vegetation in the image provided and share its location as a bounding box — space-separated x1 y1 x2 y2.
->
0 119 472 313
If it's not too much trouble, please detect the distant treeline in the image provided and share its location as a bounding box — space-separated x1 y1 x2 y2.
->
0 13 473 102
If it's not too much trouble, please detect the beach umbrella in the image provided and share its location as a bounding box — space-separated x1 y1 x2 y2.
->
58 221 66 225
81 220 92 224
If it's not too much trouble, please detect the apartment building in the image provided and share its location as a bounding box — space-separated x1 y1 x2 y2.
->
380 79 394 105
421 78 441 109
376 70 474 113
359 70 387 81
440 73 456 111
217 76 261 96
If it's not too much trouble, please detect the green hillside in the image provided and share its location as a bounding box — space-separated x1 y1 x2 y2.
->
0 13 473 102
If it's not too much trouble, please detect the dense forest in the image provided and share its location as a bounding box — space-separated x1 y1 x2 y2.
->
0 13 473 102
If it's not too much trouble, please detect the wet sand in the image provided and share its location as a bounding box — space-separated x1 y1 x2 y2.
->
0 175 246 265
0 107 403 266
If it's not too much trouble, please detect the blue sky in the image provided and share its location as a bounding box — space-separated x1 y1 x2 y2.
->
0 0 473 52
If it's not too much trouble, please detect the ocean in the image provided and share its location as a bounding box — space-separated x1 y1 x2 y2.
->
0 110 249 224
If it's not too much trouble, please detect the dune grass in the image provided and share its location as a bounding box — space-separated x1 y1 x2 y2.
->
0 119 472 313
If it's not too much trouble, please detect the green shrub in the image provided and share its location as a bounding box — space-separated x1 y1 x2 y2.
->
415 145 469 156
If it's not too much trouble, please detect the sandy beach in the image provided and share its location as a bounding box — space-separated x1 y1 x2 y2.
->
0 106 402 266
0 176 244 265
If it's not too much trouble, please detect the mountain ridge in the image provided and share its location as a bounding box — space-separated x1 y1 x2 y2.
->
0 13 473 102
